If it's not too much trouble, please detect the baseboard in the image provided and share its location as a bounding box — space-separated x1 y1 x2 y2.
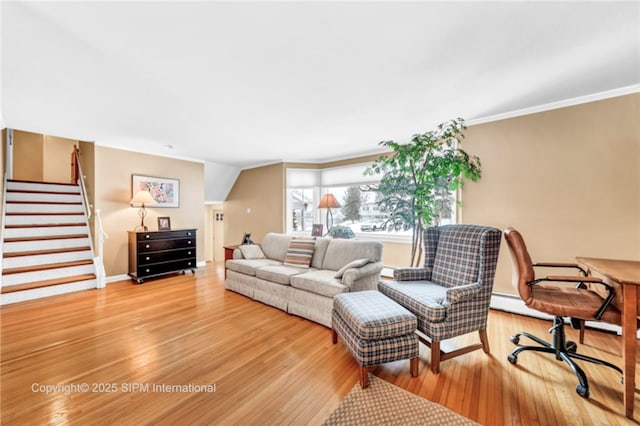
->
490 292 640 338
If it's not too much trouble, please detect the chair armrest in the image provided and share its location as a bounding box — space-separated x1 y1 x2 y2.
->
534 262 587 276
530 276 615 320
393 267 432 281
342 262 384 290
443 282 482 307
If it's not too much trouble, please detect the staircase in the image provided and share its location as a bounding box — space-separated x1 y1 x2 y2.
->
1 179 98 304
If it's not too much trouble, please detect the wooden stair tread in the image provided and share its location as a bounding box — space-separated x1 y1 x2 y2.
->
7 179 78 186
4 234 88 243
4 223 86 229
7 189 81 195
1 274 96 294
5 212 84 216
2 260 94 275
2 246 92 258
6 201 82 205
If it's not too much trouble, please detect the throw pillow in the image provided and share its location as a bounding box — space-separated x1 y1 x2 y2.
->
334 258 370 278
239 244 266 259
283 238 316 268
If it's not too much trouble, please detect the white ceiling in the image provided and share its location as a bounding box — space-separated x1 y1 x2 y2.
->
2 1 639 168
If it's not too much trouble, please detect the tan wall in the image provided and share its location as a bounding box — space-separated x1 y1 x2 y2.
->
13 130 44 181
224 163 285 245
43 135 77 183
463 93 640 295
94 146 205 276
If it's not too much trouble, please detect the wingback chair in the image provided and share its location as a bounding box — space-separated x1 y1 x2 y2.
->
379 224 501 373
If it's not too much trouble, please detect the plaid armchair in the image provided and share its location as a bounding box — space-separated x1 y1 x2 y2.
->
379 224 501 373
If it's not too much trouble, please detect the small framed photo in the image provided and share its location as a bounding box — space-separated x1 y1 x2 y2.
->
158 217 171 231
311 224 324 237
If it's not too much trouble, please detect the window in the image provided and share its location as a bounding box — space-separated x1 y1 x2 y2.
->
286 164 456 240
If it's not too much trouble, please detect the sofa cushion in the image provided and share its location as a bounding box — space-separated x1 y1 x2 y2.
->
239 244 265 259
322 239 382 271
378 280 447 323
334 258 370 279
310 237 330 269
226 258 282 276
255 265 310 285
290 270 347 298
260 233 293 262
283 237 316 268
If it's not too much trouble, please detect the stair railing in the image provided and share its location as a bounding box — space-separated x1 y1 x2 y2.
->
0 173 8 281
94 209 108 289
72 145 108 288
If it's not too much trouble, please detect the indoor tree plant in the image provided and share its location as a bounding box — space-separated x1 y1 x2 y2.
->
365 118 481 266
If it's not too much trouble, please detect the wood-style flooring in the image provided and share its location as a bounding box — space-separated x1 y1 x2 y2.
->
1 262 638 425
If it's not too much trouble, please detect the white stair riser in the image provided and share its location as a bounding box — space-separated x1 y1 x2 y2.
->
2 264 96 286
6 182 80 194
6 192 83 203
1 279 97 305
5 203 84 214
4 237 91 253
2 250 94 270
4 215 86 226
4 225 88 239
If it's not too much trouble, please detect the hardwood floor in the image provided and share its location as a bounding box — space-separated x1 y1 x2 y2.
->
1 262 638 425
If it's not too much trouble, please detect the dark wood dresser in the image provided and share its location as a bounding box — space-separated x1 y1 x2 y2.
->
128 229 197 283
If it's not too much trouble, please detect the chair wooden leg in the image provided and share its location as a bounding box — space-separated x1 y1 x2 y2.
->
410 357 419 377
579 320 585 344
331 328 338 344
431 341 441 374
359 366 369 388
479 329 490 353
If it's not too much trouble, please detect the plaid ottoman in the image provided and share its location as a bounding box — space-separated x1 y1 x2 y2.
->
332 290 419 388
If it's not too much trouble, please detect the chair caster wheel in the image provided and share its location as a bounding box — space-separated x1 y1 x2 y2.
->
510 335 520 345
566 341 577 353
576 385 589 398
507 354 517 364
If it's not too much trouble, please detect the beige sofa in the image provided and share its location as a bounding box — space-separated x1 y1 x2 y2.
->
225 232 384 327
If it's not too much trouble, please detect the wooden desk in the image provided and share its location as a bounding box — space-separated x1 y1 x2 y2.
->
576 257 640 419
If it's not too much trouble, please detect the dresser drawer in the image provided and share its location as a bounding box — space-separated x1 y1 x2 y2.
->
138 238 194 252
137 258 197 277
137 248 196 265
136 229 196 241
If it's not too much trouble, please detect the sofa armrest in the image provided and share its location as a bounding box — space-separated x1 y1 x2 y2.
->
232 248 244 259
342 262 384 291
393 267 432 281
443 282 482 307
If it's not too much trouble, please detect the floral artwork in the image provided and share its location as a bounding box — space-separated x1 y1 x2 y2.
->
132 175 180 207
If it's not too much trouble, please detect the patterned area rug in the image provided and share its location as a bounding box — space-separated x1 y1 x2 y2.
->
322 375 478 425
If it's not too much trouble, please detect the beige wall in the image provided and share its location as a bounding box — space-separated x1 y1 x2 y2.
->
94 146 205 276
43 135 77 183
13 130 44 181
224 163 285 245
463 93 639 295
223 94 639 294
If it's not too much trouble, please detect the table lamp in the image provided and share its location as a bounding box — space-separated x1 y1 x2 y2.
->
130 190 156 231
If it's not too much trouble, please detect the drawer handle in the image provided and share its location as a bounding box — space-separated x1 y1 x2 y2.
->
145 268 150 273
187 262 191 266
187 232 192 236
145 244 150 249
188 241 192 244
187 251 192 255
145 234 150 239
145 256 150 261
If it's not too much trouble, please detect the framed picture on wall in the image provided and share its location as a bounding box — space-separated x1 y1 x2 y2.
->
311 224 323 237
132 175 179 208
157 217 171 231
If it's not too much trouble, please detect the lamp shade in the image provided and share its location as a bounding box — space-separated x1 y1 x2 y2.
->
130 190 156 206
317 193 340 209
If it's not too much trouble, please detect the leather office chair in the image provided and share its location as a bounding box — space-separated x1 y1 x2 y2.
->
503 227 622 398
